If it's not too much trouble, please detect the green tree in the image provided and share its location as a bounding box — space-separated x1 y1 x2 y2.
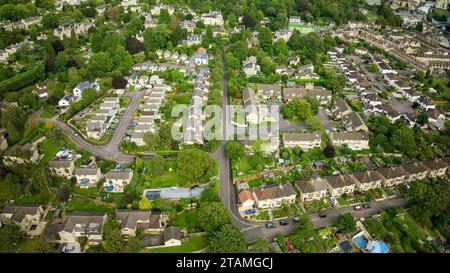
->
1 105 28 144
391 126 417 158
197 202 231 233
0 223 23 252
209 224 247 253
335 213 356 234
225 140 245 160
103 214 124 253
143 25 171 52
176 148 212 181
282 97 312 121
127 236 143 253
200 188 220 203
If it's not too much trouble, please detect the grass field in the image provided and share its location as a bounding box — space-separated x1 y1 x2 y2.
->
144 235 209 253
38 139 62 167
65 196 115 213
173 209 202 232
40 112 55 119
15 192 56 205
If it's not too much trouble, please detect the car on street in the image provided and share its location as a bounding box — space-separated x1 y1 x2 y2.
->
354 205 363 211
266 222 277 228
362 203 371 209
72 132 78 136
319 212 327 218
279 220 289 225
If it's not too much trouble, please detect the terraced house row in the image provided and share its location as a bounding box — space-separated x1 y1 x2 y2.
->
295 158 449 202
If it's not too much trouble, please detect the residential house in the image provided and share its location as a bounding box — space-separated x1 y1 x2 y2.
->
402 162 429 182
33 84 48 101
58 93 75 108
3 142 41 167
0 205 46 236
377 166 409 187
283 132 321 151
330 131 369 150
256 84 282 101
325 174 356 196
116 210 164 238
282 87 308 102
332 98 353 119
252 183 296 209
48 159 75 178
199 11 224 26
351 170 383 191
163 226 182 246
341 111 369 132
104 169 134 193
130 132 145 146
57 213 107 245
73 81 100 98
295 177 329 202
238 190 255 214
74 167 102 188
242 56 260 77
422 158 448 178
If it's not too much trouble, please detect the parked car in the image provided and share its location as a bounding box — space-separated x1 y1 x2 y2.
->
330 197 339 207
319 212 327 218
362 203 371 209
293 216 300 223
279 220 289 225
285 240 294 252
244 209 256 215
266 222 276 228
354 205 363 211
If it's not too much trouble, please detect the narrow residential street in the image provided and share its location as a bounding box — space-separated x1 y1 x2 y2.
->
216 47 413 243
32 91 153 163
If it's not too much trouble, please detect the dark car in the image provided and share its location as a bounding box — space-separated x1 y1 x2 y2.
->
319 212 327 218
266 222 277 228
279 220 289 225
362 203 371 209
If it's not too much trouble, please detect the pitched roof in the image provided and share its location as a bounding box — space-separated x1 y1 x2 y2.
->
116 210 161 230
352 171 383 184
422 158 448 171
48 159 74 169
377 166 409 179
239 190 254 203
295 177 328 193
60 213 106 235
1 205 41 222
402 162 429 175
74 167 100 176
163 226 182 242
105 169 133 180
284 132 321 142
253 183 296 201
325 174 356 188
331 131 369 141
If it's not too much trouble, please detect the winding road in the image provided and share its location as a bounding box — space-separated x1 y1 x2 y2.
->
33 91 153 163
215 46 411 242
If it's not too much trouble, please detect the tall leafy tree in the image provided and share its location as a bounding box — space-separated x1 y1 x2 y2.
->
209 225 247 253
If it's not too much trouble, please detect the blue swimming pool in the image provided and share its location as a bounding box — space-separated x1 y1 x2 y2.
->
354 236 368 248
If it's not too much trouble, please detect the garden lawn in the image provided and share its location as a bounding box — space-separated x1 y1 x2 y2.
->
40 112 54 119
144 235 209 253
173 209 201 232
256 210 270 221
143 173 189 188
72 186 99 198
38 138 64 167
15 192 55 205
65 196 115 213
304 199 332 213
